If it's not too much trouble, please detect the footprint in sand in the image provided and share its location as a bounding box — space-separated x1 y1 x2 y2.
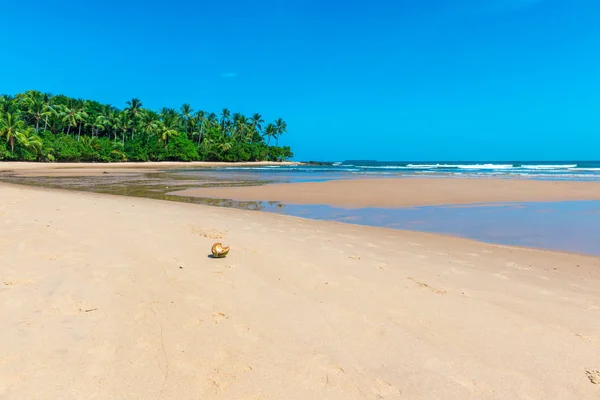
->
192 227 226 239
207 369 233 391
207 364 254 392
372 378 401 398
506 262 530 271
586 370 600 384
320 363 347 385
407 277 447 295
3 279 34 287
212 312 229 324
183 317 204 329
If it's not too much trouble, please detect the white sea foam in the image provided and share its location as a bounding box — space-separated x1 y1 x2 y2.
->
223 166 284 170
218 163 600 181
404 164 513 169
457 164 514 170
521 164 577 170
356 165 414 169
405 164 440 168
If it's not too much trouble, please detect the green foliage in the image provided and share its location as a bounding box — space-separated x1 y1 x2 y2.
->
268 146 294 162
0 90 293 163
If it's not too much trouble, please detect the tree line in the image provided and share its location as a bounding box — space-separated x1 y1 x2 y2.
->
0 90 293 162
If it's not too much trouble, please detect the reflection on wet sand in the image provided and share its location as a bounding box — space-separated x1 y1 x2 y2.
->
3 169 600 256
0 171 281 212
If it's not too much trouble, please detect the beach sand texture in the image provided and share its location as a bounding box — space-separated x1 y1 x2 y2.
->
0 161 300 178
1 182 600 399
173 177 600 208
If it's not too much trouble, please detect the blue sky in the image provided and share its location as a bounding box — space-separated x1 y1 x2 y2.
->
1 0 599 161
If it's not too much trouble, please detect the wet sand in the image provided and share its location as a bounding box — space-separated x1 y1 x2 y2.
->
0 161 300 177
262 201 600 256
173 177 600 208
2 182 600 399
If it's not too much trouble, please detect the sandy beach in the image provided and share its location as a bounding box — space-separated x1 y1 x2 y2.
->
1 181 600 399
173 177 600 208
0 161 300 177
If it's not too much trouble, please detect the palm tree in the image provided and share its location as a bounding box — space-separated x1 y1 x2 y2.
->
250 113 264 135
0 89 294 162
180 103 193 135
220 108 231 136
157 118 178 146
207 112 218 127
263 123 277 145
86 115 107 138
217 140 232 152
140 109 159 136
0 95 11 113
0 112 29 153
22 91 45 132
125 98 143 117
232 114 251 142
125 98 143 139
75 102 89 140
158 108 180 146
193 110 206 147
274 118 287 146
159 107 179 123
80 136 102 157
15 129 43 159
42 102 56 132
45 104 64 134
232 113 242 140
113 112 132 145
61 106 80 137
101 108 117 141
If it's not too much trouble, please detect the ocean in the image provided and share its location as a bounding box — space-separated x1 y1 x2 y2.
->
210 160 600 182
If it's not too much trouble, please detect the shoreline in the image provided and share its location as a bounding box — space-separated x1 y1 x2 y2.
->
2 180 597 258
1 183 600 399
3 164 600 257
5 162 600 208
172 177 600 208
0 161 301 177
0 160 300 172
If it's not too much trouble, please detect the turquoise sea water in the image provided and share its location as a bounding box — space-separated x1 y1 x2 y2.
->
196 160 600 182
259 200 600 256
171 161 600 182
175 161 600 256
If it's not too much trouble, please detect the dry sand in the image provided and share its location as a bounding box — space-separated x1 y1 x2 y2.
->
2 182 600 399
173 178 600 208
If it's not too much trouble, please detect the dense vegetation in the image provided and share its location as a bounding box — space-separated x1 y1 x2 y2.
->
0 90 292 162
